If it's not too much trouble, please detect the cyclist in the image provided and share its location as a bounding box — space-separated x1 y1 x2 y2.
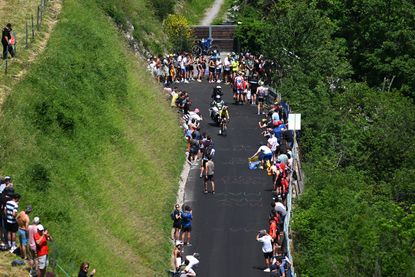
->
218 105 230 135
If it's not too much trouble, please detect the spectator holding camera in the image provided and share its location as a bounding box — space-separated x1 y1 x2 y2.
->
34 224 52 277
78 261 96 277
256 230 273 272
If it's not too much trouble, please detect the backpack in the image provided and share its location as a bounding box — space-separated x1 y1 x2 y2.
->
204 143 214 159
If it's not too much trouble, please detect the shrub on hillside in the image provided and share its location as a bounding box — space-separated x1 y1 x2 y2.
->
163 14 192 52
151 0 175 20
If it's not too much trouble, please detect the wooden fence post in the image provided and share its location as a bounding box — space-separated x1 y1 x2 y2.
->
36 6 40 30
25 20 29 48
32 14 35 39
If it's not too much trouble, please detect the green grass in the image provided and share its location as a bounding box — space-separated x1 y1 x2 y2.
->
176 0 216 25
0 0 59 96
0 0 184 275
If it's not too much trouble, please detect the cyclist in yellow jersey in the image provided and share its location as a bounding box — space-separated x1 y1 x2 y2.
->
218 106 230 135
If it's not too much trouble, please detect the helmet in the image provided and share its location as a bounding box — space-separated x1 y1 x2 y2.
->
216 85 222 89
215 95 221 100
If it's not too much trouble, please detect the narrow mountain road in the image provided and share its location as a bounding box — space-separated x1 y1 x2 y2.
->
178 81 272 276
201 0 225 25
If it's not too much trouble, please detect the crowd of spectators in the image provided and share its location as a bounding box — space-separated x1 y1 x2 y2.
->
148 51 272 87
251 100 295 276
160 51 294 276
0 177 96 277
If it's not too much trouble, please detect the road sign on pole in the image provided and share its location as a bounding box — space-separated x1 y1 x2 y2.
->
288 113 301 130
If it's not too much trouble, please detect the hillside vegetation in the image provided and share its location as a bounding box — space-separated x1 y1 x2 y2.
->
235 1 415 276
0 0 183 275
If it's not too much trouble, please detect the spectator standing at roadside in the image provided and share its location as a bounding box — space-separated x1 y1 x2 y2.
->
5 193 20 252
171 204 182 241
28 217 40 276
204 158 215 194
2 23 14 59
256 230 273 272
34 224 52 277
0 176 13 193
16 205 32 259
181 205 192 245
78 262 96 277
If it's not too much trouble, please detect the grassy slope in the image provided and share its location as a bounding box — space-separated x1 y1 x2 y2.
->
0 0 60 103
0 0 184 275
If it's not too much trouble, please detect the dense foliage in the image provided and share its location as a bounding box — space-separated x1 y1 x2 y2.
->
163 14 193 52
235 0 415 275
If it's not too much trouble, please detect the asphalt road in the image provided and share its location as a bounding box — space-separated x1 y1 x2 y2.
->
178 81 273 276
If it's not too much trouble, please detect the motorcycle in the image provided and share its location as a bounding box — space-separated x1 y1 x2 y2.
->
209 102 224 125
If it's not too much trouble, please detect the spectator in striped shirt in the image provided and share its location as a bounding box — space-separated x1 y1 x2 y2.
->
4 193 20 252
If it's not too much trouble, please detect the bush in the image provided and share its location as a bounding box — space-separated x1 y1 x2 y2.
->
163 14 192 52
151 0 175 20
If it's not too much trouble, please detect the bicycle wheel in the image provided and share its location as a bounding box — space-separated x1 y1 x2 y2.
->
192 44 202 56
222 123 227 136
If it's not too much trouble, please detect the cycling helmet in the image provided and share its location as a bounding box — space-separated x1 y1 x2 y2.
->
215 94 221 100
216 85 222 89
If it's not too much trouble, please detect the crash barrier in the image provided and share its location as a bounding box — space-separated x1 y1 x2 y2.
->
3 0 51 74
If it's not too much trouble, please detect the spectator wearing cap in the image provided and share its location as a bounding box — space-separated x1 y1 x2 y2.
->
28 217 40 275
78 261 96 277
172 240 183 271
4 193 20 252
256 230 273 272
34 224 52 277
16 205 32 259
0 176 13 193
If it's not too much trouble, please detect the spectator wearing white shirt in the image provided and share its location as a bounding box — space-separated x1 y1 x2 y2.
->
256 230 273 272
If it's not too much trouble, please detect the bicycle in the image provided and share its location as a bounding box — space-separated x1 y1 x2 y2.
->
219 117 228 136
192 37 220 56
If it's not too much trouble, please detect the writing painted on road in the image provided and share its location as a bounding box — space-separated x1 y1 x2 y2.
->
213 191 263 207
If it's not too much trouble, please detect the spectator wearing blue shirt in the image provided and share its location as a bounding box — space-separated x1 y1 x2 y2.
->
273 121 286 141
181 205 193 245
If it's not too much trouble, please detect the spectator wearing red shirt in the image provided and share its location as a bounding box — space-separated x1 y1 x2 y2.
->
269 218 279 255
34 224 52 277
